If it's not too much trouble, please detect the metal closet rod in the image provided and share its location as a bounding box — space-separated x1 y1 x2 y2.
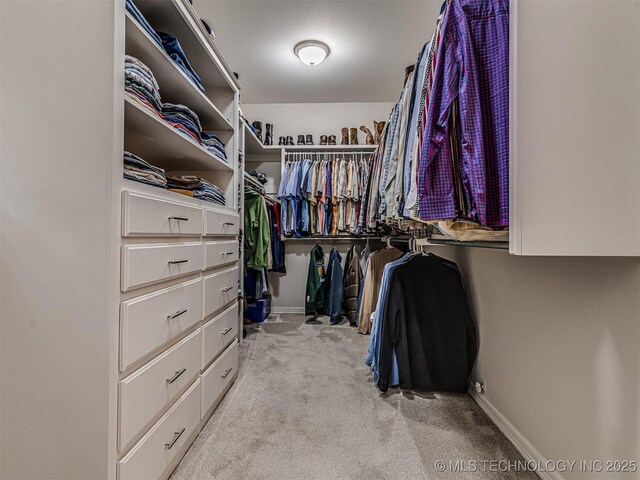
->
285 151 371 160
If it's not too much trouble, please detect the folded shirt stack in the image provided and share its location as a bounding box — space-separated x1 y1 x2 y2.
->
158 32 205 92
124 151 167 188
161 103 202 144
125 0 162 47
167 175 226 206
201 131 228 163
125 55 162 117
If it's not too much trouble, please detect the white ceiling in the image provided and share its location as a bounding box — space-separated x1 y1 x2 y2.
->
193 0 441 104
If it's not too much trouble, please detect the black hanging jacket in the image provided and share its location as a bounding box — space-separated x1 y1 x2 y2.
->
377 254 477 393
305 245 325 315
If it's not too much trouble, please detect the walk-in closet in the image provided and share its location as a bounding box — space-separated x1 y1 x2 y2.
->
1 1 640 479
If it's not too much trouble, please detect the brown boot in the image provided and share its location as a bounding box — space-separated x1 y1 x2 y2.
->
341 127 349 145
328 134 337 145
360 125 374 145
349 127 358 145
374 121 386 145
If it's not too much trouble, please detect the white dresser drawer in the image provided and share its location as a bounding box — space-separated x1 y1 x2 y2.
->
122 191 202 237
118 330 201 452
201 342 238 418
122 242 203 292
203 267 238 319
118 379 201 480
203 240 238 270
203 208 239 236
120 278 202 371
202 303 238 369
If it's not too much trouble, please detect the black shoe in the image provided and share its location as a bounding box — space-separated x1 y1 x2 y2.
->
319 135 328 145
278 136 286 145
305 134 314 145
328 135 337 145
297 135 305 145
265 123 273 146
251 121 263 143
286 136 294 146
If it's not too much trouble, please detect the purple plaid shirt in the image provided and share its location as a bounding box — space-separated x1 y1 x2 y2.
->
418 0 509 227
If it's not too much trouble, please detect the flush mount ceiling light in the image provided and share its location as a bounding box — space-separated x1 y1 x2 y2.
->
294 40 330 66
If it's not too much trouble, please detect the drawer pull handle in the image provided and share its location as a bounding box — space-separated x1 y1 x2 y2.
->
221 327 233 335
165 427 186 449
222 252 235 256
221 368 233 379
221 286 233 292
168 216 189 221
167 309 188 320
168 259 188 265
166 368 187 384
222 222 235 226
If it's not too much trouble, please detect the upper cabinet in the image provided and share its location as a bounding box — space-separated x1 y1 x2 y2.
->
509 0 640 256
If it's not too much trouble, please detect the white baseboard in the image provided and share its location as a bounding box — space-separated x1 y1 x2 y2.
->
270 307 305 314
469 390 563 480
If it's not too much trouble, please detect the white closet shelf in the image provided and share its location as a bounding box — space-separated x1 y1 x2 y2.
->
426 238 509 250
244 124 282 155
134 0 238 92
122 179 237 215
125 13 233 131
124 96 233 172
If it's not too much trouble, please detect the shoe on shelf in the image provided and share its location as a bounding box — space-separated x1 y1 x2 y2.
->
360 125 374 145
320 135 328 145
278 136 286 146
328 135 337 145
341 127 349 145
305 134 314 145
374 121 386 145
286 136 295 146
252 121 263 143
349 127 359 145
265 123 274 146
297 135 306 145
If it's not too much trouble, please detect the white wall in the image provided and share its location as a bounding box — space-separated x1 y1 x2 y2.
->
243 102 393 145
436 246 640 479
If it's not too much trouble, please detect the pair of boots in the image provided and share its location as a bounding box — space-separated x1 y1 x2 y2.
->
319 135 337 145
251 121 273 146
277 135 314 146
278 136 295 146
341 127 359 145
356 121 387 145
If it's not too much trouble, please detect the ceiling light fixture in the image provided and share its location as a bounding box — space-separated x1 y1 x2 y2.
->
294 40 330 67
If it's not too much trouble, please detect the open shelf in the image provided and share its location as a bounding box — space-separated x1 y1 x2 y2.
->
135 0 237 91
244 124 282 155
124 96 232 172
125 13 233 131
122 178 236 214
426 238 509 250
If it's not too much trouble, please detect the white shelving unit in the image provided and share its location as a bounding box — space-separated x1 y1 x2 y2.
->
124 97 233 172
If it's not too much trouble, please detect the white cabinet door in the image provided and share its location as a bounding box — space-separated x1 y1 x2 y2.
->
202 302 238 369
120 278 202 371
203 208 239 236
201 342 238 419
203 240 238 270
121 242 203 291
118 330 201 451
122 191 202 237
202 267 238 319
118 380 201 480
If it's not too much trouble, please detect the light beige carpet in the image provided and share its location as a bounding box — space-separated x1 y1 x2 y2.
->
171 314 537 480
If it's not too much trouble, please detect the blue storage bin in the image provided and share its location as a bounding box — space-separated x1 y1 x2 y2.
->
245 295 271 323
